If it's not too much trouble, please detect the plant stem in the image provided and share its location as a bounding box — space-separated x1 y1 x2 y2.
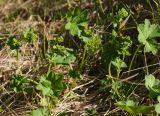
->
98 0 104 14
128 44 142 75
16 49 19 68
48 63 52 74
47 97 52 116
116 69 120 80
144 48 149 75
147 0 156 22
43 27 46 59
80 46 87 72
27 78 39 85
108 61 112 79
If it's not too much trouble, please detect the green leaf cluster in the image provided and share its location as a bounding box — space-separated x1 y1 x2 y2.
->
36 72 66 97
85 33 102 56
30 107 49 116
47 45 76 65
112 57 127 72
145 74 160 97
6 36 21 50
23 27 37 43
65 7 89 37
48 36 76 65
110 82 134 100
116 100 154 115
155 96 160 114
108 8 128 28
116 8 128 22
112 31 132 56
138 19 160 54
10 75 33 93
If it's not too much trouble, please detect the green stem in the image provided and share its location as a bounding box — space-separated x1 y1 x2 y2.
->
16 49 19 67
47 97 52 115
115 86 122 100
48 63 52 74
80 46 87 72
43 27 46 59
108 61 122 99
144 48 149 75
54 63 56 71
128 44 142 75
116 69 120 80
147 0 156 22
98 0 104 14
108 61 112 79
27 78 38 85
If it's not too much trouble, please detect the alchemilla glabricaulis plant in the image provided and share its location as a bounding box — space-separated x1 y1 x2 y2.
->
2 1 160 116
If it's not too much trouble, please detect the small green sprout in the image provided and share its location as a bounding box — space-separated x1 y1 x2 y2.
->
23 27 37 43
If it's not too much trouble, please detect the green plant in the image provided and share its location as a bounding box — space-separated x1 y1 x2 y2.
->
30 107 49 116
138 19 160 54
65 8 103 72
129 19 160 72
104 8 131 77
47 36 76 67
0 106 3 113
111 57 127 79
23 27 37 43
155 96 160 114
145 74 160 98
80 30 102 71
36 72 66 108
2 2 160 116
36 72 66 97
47 36 79 88
10 75 33 93
111 81 134 100
108 8 128 29
105 31 131 80
6 36 21 66
85 32 102 57
65 7 89 42
114 18 160 115
115 100 154 115
6 36 21 50
47 46 76 65
101 8 132 101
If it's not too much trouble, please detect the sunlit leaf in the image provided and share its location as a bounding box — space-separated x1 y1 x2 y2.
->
30 107 49 116
116 100 154 115
155 103 160 114
145 74 160 97
138 19 160 54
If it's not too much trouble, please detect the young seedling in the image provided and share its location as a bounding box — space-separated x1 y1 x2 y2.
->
23 27 37 44
6 36 21 67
